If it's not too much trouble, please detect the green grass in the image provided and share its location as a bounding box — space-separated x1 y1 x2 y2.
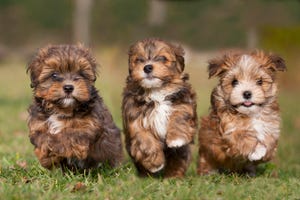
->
0 49 300 200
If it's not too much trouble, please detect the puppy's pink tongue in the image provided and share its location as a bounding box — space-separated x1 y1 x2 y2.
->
244 101 253 106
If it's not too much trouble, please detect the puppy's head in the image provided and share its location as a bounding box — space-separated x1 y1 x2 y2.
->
27 44 97 108
128 38 185 89
209 51 286 115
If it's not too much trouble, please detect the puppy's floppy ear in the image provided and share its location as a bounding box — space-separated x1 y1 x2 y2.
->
27 46 51 88
173 45 185 72
127 43 137 75
208 53 238 78
268 54 287 72
77 45 98 82
26 61 35 88
208 58 228 78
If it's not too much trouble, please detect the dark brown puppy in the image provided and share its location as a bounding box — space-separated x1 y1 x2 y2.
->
27 44 123 172
197 50 286 176
122 38 198 178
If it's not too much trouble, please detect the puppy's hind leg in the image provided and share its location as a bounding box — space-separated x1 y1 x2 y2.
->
92 129 123 168
197 151 218 175
164 145 191 178
243 163 257 177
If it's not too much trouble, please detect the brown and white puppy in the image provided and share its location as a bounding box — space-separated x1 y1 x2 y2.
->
27 44 123 172
197 51 286 176
122 38 198 177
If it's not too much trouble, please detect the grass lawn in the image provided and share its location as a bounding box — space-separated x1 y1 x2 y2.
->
0 48 299 199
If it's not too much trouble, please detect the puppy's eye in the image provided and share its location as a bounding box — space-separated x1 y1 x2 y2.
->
51 72 59 80
156 56 167 62
257 78 263 86
231 79 238 87
51 72 63 81
135 58 145 63
79 71 96 81
73 76 82 81
74 73 83 81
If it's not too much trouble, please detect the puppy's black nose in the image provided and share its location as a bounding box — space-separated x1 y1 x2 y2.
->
243 91 252 99
63 85 74 94
143 64 153 74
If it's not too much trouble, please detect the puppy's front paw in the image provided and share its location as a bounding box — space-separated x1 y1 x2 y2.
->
143 151 165 173
167 138 188 148
148 163 165 173
248 144 267 161
34 147 60 169
131 137 165 173
47 136 67 156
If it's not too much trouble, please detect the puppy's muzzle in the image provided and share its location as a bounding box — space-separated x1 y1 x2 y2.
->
143 64 153 74
63 84 74 94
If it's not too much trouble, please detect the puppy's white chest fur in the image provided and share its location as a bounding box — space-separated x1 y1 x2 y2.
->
252 118 269 142
47 115 64 134
248 112 280 161
251 113 280 142
143 89 173 140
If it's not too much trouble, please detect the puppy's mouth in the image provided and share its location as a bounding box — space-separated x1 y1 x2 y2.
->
140 76 163 89
64 94 74 98
142 74 162 82
144 74 156 79
242 101 255 107
55 97 76 107
49 95 76 106
233 101 263 108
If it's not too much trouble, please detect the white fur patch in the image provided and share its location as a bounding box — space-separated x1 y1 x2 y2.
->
149 163 164 173
167 138 187 148
229 54 266 115
252 118 266 141
62 98 75 107
248 144 267 161
141 78 163 88
238 55 257 71
251 114 280 142
143 89 173 140
47 115 64 134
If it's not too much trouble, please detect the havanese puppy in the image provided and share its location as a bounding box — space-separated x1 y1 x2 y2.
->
27 44 123 172
122 38 198 177
197 50 286 176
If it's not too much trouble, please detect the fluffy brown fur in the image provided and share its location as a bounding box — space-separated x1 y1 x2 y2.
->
122 38 198 178
27 44 123 172
197 50 286 176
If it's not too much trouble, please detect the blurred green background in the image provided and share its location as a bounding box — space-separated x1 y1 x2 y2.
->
0 0 300 199
1 0 300 85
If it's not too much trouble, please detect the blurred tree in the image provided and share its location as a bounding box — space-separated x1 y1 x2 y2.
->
91 0 147 45
1 0 300 50
148 0 167 26
73 0 93 45
236 0 293 49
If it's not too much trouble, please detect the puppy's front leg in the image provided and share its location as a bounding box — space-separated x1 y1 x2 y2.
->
47 130 92 160
130 129 165 173
34 146 61 169
29 130 61 169
166 105 197 148
30 134 61 169
224 131 266 161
